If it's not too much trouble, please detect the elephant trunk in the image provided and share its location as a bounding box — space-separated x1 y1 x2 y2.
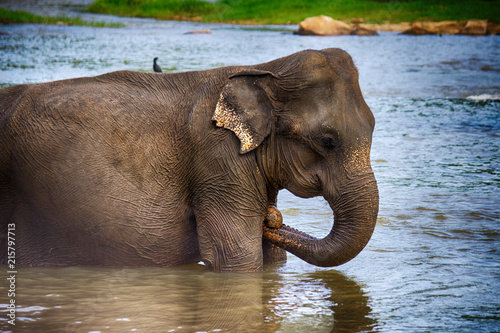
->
263 173 378 267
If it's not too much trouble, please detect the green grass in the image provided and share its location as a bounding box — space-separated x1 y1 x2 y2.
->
87 0 219 20
87 0 500 24
0 8 124 27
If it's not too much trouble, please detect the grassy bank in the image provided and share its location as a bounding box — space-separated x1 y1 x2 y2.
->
0 8 124 27
87 0 500 25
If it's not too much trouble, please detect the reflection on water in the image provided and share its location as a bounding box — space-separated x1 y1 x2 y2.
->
0 5 499 332
0 266 375 332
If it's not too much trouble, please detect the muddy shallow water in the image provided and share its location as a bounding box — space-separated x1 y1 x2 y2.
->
0 4 499 332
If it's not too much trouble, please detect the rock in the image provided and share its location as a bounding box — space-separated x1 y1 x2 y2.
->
185 30 212 34
403 21 462 35
401 25 435 35
296 17 493 37
350 17 377 35
487 22 500 35
365 22 411 32
461 20 488 35
429 21 461 35
351 26 378 36
297 15 352 36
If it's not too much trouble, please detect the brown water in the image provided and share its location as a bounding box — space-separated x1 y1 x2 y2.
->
2 265 378 332
0 2 499 332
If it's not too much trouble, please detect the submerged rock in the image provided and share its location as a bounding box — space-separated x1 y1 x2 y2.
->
185 29 212 34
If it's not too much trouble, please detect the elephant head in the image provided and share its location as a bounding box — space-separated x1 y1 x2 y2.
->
213 48 379 267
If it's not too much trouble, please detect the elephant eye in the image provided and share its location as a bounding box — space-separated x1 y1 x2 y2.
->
310 134 339 155
321 136 336 151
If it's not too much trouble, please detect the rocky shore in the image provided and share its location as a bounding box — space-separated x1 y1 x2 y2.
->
296 15 500 36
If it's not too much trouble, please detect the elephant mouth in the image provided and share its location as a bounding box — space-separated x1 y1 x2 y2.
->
263 175 379 267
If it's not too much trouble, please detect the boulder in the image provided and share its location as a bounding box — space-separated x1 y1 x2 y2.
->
366 22 411 32
351 26 378 36
461 20 488 35
350 19 378 35
429 21 461 35
487 22 500 35
297 15 352 36
401 25 435 35
402 21 462 35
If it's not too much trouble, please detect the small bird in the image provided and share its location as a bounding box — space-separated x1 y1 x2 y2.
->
153 57 162 73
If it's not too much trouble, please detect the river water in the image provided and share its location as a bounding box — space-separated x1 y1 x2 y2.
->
0 4 499 333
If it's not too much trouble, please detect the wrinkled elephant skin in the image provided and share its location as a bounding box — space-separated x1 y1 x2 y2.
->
0 49 378 272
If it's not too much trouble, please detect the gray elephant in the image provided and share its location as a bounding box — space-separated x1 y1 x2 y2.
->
0 48 378 272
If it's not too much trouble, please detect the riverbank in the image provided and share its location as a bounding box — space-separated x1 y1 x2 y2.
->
0 8 123 27
87 0 499 25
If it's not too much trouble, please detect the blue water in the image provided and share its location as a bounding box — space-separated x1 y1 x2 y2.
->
0 7 499 333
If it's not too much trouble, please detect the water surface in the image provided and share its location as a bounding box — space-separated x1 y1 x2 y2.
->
0 6 499 333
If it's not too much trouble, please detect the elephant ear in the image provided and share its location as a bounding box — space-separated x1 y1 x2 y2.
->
213 70 276 154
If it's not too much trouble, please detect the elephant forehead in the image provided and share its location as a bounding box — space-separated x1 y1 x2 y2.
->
289 95 340 130
304 50 358 82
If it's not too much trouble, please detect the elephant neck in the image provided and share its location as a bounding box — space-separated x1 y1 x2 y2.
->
256 134 283 198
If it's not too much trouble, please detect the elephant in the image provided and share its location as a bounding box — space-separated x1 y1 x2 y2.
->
0 48 379 272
